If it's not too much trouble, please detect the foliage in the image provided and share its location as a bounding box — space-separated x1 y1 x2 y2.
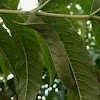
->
0 0 100 100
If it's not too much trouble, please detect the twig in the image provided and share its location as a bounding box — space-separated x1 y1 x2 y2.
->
91 8 100 16
0 9 25 14
37 11 100 20
36 0 51 11
0 9 100 20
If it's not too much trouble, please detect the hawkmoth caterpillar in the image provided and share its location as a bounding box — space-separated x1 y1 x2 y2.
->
15 13 75 89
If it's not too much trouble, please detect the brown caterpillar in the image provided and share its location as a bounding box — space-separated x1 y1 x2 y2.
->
15 13 75 89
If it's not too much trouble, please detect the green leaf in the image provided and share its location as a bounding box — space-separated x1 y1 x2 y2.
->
40 0 100 98
67 88 80 100
0 0 19 10
91 0 100 47
38 0 75 13
44 17 100 100
68 87 100 100
91 0 100 14
0 50 9 81
1 14 43 100
0 0 9 9
95 58 100 85
75 0 93 14
16 13 75 89
0 24 16 76
0 24 18 87
7 0 20 10
34 31 55 86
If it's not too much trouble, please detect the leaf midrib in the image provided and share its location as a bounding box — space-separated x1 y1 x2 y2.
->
66 53 82 100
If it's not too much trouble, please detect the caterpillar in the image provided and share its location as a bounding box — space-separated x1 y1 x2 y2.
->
15 13 75 89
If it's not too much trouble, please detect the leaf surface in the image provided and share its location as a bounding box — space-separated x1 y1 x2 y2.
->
38 0 75 13
7 0 20 10
67 88 80 100
37 0 100 99
34 31 55 86
0 24 16 76
0 51 9 81
16 13 75 89
0 0 9 8
37 0 75 86
1 14 43 100
75 0 93 14
45 17 100 100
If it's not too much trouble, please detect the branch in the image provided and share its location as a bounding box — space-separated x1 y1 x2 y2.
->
0 9 100 20
0 9 25 14
37 11 100 20
91 8 100 16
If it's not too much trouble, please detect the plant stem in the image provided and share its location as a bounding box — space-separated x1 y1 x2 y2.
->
37 11 100 20
91 8 100 16
0 9 26 14
36 0 51 11
0 9 100 20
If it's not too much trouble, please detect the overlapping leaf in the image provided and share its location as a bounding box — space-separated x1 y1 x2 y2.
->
0 0 100 100
45 16 100 100
37 0 76 87
37 0 75 86
16 13 75 89
15 13 100 99
34 31 55 86
37 0 100 99
1 14 43 100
